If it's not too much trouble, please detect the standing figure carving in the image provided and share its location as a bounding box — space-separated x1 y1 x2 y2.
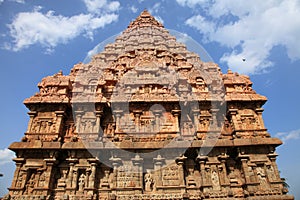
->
144 170 154 192
78 174 86 192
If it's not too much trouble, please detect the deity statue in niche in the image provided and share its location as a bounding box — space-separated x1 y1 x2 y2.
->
57 169 68 188
78 173 86 192
100 169 111 188
38 172 46 187
144 170 154 192
266 164 277 182
24 173 36 194
248 166 256 182
16 171 24 188
211 170 221 190
227 160 243 185
256 167 268 188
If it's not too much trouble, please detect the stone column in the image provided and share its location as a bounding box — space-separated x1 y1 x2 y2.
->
255 108 265 129
133 110 142 132
197 155 208 187
95 111 103 134
210 108 219 131
44 157 57 194
75 111 84 133
153 155 165 187
87 158 98 188
26 111 37 133
172 109 181 133
12 158 25 189
267 152 280 181
176 155 187 187
109 156 121 189
55 111 65 135
192 109 200 133
114 110 123 133
132 154 143 188
153 110 162 132
218 154 230 186
66 158 78 188
228 109 239 131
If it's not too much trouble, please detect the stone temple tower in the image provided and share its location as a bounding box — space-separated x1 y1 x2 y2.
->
6 10 293 200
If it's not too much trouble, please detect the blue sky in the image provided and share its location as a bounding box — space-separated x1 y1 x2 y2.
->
0 0 300 197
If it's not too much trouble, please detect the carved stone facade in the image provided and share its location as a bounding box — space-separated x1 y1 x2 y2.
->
6 10 293 200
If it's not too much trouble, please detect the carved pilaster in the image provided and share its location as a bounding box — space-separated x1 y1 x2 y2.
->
218 154 230 186
66 158 78 188
176 155 187 187
196 155 208 187
172 109 181 133
114 110 123 133
26 111 37 133
12 158 25 189
133 110 142 133
153 155 165 187
95 111 103 134
228 109 238 132
109 156 122 189
267 152 281 182
75 111 84 133
43 157 57 193
255 108 265 129
192 109 200 132
132 154 143 188
55 111 65 135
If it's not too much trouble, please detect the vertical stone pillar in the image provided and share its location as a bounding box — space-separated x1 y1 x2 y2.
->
267 152 280 181
153 110 162 132
12 158 25 189
66 158 78 188
255 108 265 129
26 111 37 133
44 157 57 194
218 154 230 186
172 109 181 133
114 110 123 133
192 109 200 133
95 111 103 134
210 108 219 131
153 155 165 187
176 155 187 187
87 158 98 188
228 109 239 131
55 111 65 135
197 155 208 187
132 154 143 188
109 156 121 189
133 110 142 132
75 111 84 133
238 154 252 183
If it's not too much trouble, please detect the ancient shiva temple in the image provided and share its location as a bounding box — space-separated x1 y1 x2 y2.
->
7 10 293 200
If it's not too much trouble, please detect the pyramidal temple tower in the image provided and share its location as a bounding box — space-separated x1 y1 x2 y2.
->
6 10 293 200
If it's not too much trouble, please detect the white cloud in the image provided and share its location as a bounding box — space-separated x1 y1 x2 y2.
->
176 0 208 7
130 5 138 13
179 0 300 74
0 148 15 166
276 129 300 142
83 0 120 14
0 0 4 4
12 0 25 3
154 15 164 24
149 2 161 14
7 10 118 51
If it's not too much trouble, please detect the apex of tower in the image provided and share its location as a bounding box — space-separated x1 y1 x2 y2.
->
126 9 164 31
